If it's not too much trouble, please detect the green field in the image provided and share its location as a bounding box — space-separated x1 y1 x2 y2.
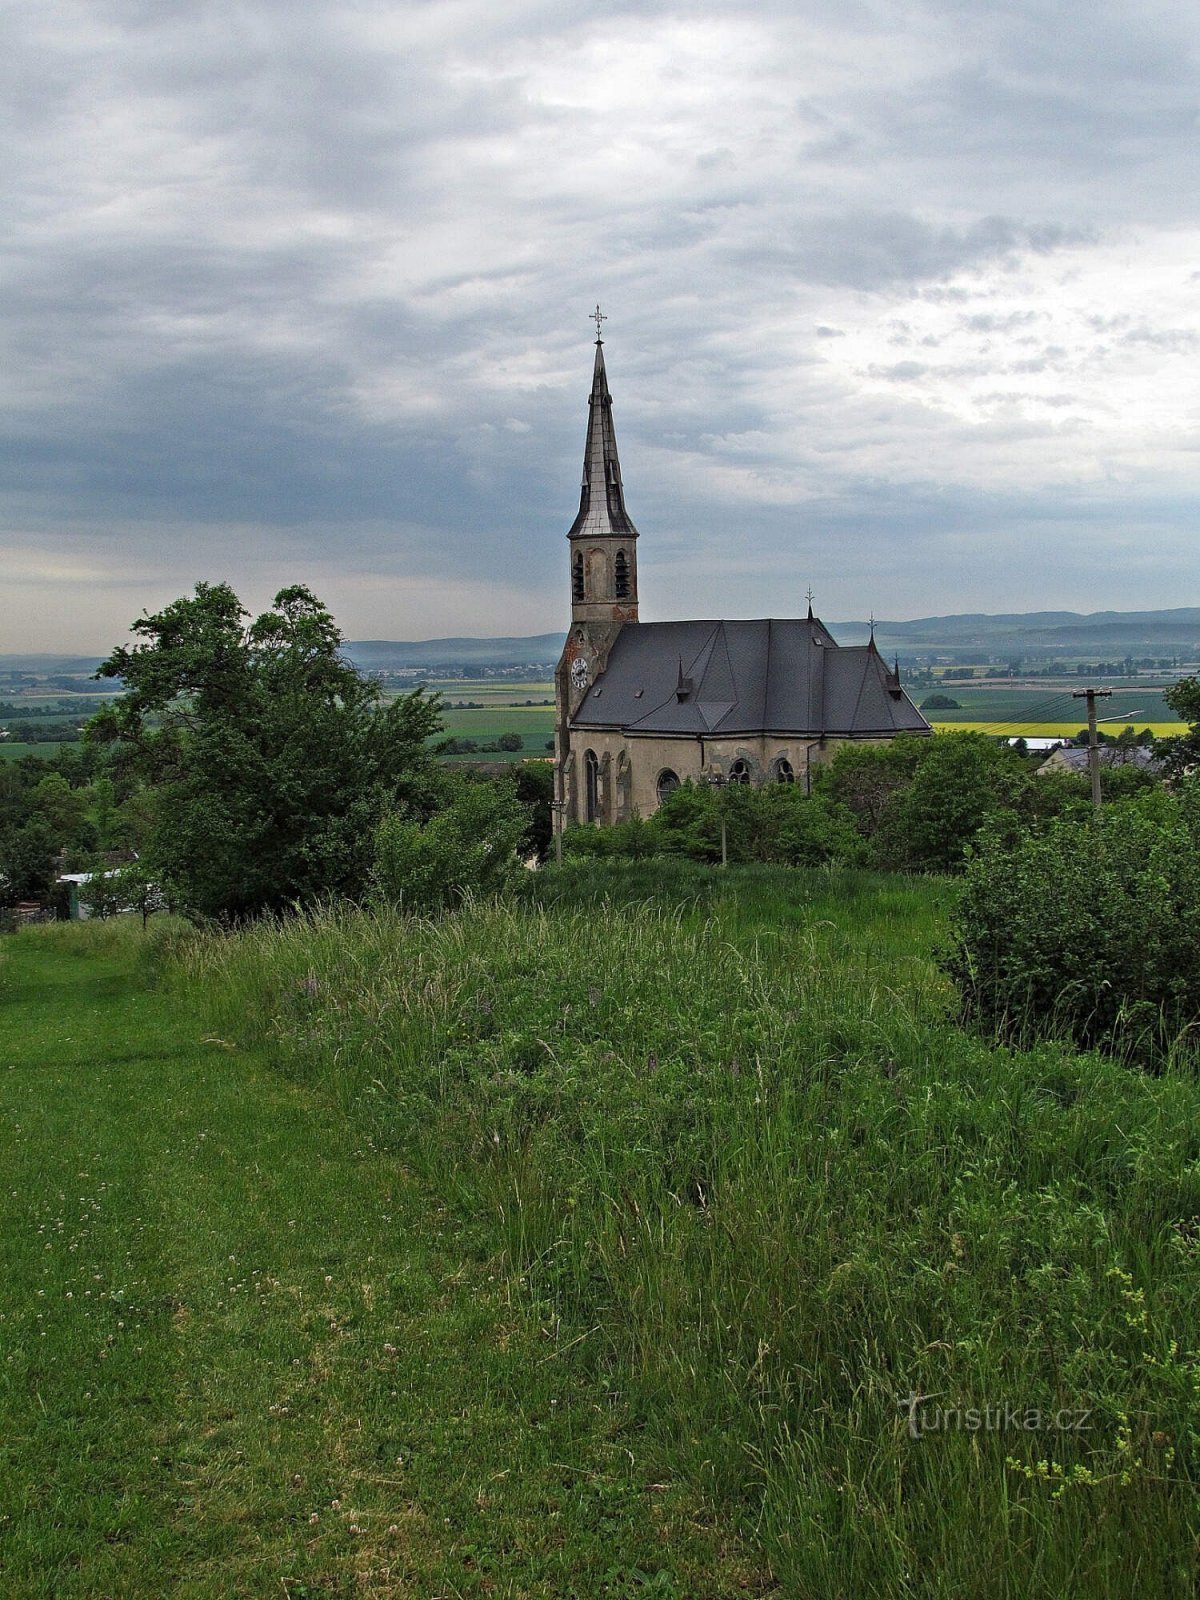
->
412 678 1187 753
0 743 72 763
4 870 1199 1595
921 684 1181 731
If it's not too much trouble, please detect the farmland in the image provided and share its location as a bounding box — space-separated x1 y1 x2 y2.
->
0 672 1184 767
395 676 1187 759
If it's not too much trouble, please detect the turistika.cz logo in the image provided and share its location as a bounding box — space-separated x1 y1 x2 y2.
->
899 1392 1093 1441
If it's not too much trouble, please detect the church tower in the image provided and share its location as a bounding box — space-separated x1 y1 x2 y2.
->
554 313 640 832
567 326 640 634
560 320 639 699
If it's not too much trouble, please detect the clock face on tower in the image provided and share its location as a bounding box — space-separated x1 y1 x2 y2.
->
571 655 591 691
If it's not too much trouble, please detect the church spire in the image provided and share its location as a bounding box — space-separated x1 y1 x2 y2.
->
566 314 639 627
568 329 639 542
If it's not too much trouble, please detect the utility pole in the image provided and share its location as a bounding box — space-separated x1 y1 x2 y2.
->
706 770 728 867
550 799 566 865
1072 687 1113 812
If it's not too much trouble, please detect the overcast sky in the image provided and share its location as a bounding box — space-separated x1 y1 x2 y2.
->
4 0 1198 652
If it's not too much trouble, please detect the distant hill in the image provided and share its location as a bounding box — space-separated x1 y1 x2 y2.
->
343 609 1200 670
344 635 567 670
835 608 1200 657
6 608 1200 679
0 654 106 675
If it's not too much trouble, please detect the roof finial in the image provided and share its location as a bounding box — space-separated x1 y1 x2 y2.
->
806 586 815 620
592 304 607 343
869 611 876 640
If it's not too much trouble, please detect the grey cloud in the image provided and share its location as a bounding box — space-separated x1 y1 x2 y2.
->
1 0 1198 649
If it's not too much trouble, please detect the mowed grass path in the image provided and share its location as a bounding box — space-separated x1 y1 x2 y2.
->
0 925 756 1598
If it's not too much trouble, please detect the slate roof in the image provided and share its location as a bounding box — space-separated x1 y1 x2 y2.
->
567 340 639 541
572 618 931 738
1037 745 1162 774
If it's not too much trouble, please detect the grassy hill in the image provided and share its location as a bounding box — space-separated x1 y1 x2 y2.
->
4 868 1198 1596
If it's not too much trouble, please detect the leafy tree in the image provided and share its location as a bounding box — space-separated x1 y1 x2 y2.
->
564 780 864 868
30 773 90 848
813 737 927 838
90 583 442 919
648 781 740 862
1156 677 1200 779
106 860 168 927
0 819 59 908
511 761 554 862
496 731 524 752
873 732 1031 872
76 867 126 921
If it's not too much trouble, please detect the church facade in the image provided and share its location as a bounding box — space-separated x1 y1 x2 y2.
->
553 334 930 833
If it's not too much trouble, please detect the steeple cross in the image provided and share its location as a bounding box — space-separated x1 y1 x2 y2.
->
591 304 607 341
805 587 815 608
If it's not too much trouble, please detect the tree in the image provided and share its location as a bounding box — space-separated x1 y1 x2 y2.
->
90 583 442 919
873 732 1031 872
1156 677 1200 779
0 818 59 908
496 731 524 751
813 736 927 839
511 761 553 862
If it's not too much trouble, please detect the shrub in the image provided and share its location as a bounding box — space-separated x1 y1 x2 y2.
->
942 785 1200 1058
372 777 528 910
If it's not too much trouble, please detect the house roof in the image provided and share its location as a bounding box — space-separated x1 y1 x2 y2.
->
571 617 931 738
1037 745 1162 774
567 339 639 542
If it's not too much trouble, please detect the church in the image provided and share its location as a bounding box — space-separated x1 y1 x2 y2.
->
553 325 930 833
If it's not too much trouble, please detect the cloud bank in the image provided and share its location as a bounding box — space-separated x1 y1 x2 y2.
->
3 0 1198 649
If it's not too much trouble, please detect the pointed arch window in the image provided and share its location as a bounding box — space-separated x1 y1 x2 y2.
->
773 757 795 784
729 758 752 785
656 768 680 805
614 549 630 600
572 549 585 602
585 749 600 823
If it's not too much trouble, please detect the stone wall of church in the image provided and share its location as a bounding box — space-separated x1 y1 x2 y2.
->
565 729 900 824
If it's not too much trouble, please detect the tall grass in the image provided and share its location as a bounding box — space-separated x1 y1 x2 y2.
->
170 863 1200 1597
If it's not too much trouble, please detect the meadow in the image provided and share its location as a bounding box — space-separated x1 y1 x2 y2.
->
0 743 70 763
4 865 1198 1595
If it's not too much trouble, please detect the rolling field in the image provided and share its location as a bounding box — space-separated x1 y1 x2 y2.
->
436 702 556 752
936 721 1184 737
415 676 1187 754
0 743 72 763
922 684 1182 731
